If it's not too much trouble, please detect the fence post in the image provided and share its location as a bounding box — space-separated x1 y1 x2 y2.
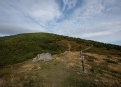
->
68 43 71 51
81 56 85 72
80 50 85 73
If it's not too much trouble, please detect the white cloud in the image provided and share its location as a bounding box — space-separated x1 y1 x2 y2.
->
28 0 61 23
0 0 121 45
52 18 121 43
81 31 111 38
81 0 105 19
62 0 78 10
71 0 105 21
80 21 121 43
0 0 62 33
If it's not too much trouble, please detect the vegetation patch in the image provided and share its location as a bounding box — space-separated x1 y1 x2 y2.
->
0 32 121 67
106 59 118 64
0 51 121 87
87 56 96 62
117 59 121 63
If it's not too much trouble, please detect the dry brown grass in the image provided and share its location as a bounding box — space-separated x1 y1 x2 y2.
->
0 51 121 87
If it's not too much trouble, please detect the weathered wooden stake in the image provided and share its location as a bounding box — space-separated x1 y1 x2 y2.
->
81 56 85 72
68 43 71 51
80 50 85 73
80 50 82 54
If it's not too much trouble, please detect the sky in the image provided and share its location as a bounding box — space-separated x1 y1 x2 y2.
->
0 0 121 45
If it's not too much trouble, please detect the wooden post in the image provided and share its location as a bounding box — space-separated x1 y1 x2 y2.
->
80 50 85 73
80 50 82 54
68 43 71 51
80 45 93 73
81 56 85 72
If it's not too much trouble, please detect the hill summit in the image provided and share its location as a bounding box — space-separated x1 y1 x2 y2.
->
0 32 121 66
0 32 121 87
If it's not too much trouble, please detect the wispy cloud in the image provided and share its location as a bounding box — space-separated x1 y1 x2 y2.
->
0 0 121 45
0 23 32 35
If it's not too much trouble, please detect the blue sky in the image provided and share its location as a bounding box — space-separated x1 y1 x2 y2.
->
0 0 121 45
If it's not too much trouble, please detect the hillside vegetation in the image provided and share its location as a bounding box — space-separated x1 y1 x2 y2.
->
0 51 121 87
0 32 121 66
0 32 121 87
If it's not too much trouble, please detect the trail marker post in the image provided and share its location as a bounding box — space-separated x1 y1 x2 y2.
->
80 50 85 73
81 56 85 72
68 43 71 51
80 45 93 73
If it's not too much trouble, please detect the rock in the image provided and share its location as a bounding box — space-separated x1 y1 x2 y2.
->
33 53 52 62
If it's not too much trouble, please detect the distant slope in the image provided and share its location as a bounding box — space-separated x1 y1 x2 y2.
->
0 32 121 66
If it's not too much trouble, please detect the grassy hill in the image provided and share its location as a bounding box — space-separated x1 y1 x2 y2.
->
0 32 121 87
0 32 121 67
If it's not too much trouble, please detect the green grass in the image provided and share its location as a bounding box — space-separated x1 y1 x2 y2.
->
63 67 98 87
0 32 121 67
0 33 61 66
87 56 96 62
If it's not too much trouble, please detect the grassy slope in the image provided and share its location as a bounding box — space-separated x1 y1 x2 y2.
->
0 33 61 66
0 32 121 87
0 32 121 67
0 51 121 87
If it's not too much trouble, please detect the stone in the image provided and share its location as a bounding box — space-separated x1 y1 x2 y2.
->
33 53 52 62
